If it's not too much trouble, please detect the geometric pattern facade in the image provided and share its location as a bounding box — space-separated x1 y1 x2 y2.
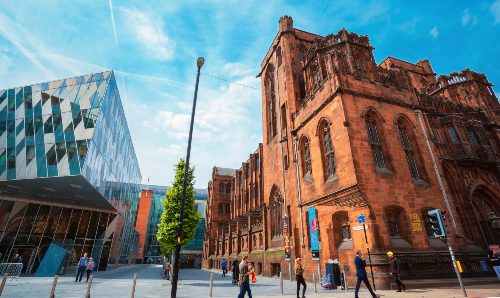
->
0 71 142 271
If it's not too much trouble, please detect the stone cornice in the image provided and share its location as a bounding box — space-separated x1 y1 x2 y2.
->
299 184 367 208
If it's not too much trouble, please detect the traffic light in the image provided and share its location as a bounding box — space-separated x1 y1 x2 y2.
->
427 209 447 237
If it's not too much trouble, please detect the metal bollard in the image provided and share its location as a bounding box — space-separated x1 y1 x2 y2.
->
280 271 283 295
312 272 317 293
209 272 214 297
343 270 348 292
131 273 137 298
85 274 93 298
49 275 59 298
0 273 7 295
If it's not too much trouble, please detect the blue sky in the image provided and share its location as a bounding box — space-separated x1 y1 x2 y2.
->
0 1 499 188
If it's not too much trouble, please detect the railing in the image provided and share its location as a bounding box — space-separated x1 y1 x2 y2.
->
0 263 23 280
396 251 495 280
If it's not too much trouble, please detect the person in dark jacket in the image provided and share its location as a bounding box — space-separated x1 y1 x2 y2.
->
354 250 377 298
387 251 406 292
232 259 240 285
295 258 306 298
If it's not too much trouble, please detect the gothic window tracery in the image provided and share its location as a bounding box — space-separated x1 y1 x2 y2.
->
270 187 283 238
397 118 425 180
318 120 336 179
365 113 387 169
265 65 277 142
300 136 312 176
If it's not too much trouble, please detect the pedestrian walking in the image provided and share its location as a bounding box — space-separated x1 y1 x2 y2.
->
238 256 253 298
11 254 20 263
354 250 377 298
85 257 95 282
387 251 405 292
75 253 88 282
232 259 240 285
221 258 227 277
295 258 307 298
164 261 171 280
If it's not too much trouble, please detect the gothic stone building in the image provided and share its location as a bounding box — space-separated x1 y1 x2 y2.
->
203 16 499 287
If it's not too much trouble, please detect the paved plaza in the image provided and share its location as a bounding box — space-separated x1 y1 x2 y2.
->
0 265 499 297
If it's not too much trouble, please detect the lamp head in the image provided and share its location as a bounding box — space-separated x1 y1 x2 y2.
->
197 57 205 68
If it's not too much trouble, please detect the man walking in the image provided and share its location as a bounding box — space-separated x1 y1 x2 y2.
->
354 250 377 298
238 256 253 298
75 253 88 282
221 258 227 277
387 251 405 292
232 258 240 285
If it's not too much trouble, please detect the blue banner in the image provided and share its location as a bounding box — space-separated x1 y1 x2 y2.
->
308 206 319 252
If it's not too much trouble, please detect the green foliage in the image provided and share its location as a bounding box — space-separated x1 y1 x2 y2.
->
156 159 200 255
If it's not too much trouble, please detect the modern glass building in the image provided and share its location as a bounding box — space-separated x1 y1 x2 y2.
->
139 185 206 268
0 71 142 275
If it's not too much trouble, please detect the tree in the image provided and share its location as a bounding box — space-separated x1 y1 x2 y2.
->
156 158 200 255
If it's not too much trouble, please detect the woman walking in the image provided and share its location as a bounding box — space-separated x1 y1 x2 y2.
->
295 258 306 298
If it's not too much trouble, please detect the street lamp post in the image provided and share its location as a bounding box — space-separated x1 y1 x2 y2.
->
171 57 204 298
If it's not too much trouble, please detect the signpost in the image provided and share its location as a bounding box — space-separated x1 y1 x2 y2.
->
358 214 376 291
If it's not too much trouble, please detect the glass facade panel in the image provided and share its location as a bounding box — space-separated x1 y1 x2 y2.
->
0 71 141 274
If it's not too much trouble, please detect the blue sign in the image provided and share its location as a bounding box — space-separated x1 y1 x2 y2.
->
308 207 320 255
358 215 366 223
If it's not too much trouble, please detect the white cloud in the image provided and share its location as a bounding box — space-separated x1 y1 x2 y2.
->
462 9 478 26
462 9 470 26
120 7 175 61
159 144 184 156
0 53 12 76
491 0 500 24
223 62 254 78
430 26 439 39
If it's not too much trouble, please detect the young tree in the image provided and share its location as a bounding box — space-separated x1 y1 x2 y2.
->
157 159 200 255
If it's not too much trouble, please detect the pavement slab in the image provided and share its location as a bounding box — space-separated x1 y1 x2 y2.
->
0 265 498 297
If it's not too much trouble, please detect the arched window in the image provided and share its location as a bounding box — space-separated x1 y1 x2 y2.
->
226 183 231 193
219 182 225 193
397 118 426 180
318 120 336 179
332 211 352 250
265 65 277 142
365 112 389 169
300 136 312 176
225 203 230 214
384 206 412 248
270 186 283 238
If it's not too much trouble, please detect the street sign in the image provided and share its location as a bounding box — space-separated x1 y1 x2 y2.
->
352 225 369 231
312 250 319 260
358 215 366 223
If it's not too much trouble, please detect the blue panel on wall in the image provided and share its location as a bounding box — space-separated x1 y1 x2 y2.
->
35 243 65 276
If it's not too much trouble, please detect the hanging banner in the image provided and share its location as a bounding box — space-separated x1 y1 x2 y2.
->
308 206 320 260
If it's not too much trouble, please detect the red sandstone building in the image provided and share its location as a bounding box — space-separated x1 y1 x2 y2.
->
203 16 499 287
